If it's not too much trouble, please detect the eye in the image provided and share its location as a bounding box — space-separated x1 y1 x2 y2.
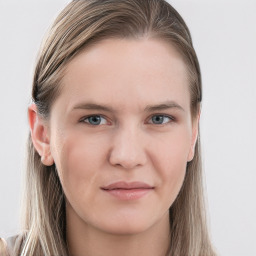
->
80 115 108 125
148 115 173 125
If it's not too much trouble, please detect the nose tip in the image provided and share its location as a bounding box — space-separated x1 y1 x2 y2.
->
108 129 147 170
109 154 139 170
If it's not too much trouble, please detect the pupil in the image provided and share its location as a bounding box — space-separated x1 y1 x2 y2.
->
89 116 101 125
153 115 163 124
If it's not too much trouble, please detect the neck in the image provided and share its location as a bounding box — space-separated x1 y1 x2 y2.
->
66 207 170 256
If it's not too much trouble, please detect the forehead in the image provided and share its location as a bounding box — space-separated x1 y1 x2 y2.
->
57 38 190 113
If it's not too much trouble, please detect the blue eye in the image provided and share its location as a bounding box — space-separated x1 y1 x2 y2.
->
149 115 173 125
82 115 108 125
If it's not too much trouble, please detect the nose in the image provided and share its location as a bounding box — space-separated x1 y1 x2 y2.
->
108 126 147 170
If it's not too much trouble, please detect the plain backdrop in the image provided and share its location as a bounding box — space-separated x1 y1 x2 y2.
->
0 0 255 255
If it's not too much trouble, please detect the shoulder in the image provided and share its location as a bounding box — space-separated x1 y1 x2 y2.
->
0 235 24 256
0 237 9 256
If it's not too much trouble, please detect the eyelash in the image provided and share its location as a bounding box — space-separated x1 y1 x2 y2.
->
148 115 174 125
79 114 175 126
80 115 109 126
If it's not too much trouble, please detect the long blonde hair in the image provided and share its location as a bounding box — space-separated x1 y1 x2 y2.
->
14 0 216 255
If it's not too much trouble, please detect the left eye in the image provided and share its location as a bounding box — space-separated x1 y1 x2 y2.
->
149 115 173 125
81 115 108 125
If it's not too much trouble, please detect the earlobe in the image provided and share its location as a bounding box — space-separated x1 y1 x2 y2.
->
187 113 200 162
28 103 54 166
187 136 197 162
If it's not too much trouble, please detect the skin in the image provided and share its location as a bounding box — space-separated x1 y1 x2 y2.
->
29 38 199 256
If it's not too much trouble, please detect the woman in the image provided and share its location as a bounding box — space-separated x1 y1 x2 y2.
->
1 0 217 255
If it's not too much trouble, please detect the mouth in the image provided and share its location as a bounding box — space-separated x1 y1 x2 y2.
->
101 181 154 200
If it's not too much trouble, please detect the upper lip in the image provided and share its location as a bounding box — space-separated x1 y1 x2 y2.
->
101 181 154 190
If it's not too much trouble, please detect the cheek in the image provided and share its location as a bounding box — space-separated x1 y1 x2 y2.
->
150 126 191 170
149 128 191 202
161 143 188 187
51 131 107 201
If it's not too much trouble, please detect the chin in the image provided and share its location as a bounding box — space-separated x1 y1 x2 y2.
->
96 215 160 236
101 224 151 236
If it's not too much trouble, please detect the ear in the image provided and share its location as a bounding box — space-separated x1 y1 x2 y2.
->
187 112 200 162
28 103 54 166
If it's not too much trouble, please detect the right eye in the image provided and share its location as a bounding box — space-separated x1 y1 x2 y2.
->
80 115 108 126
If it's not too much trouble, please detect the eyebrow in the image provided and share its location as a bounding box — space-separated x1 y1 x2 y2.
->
144 101 184 112
73 103 114 112
72 101 184 113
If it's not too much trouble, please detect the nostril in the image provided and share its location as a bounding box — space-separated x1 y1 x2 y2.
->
109 154 146 170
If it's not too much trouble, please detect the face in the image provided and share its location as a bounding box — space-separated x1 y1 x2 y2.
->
39 38 198 236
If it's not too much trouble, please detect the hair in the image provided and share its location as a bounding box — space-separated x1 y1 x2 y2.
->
11 0 216 255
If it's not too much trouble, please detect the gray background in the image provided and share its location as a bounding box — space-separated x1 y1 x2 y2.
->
0 0 255 255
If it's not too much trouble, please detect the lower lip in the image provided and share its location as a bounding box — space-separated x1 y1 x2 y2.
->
102 188 153 200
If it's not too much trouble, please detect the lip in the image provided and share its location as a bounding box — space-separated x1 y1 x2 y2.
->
101 181 154 200
101 181 154 190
